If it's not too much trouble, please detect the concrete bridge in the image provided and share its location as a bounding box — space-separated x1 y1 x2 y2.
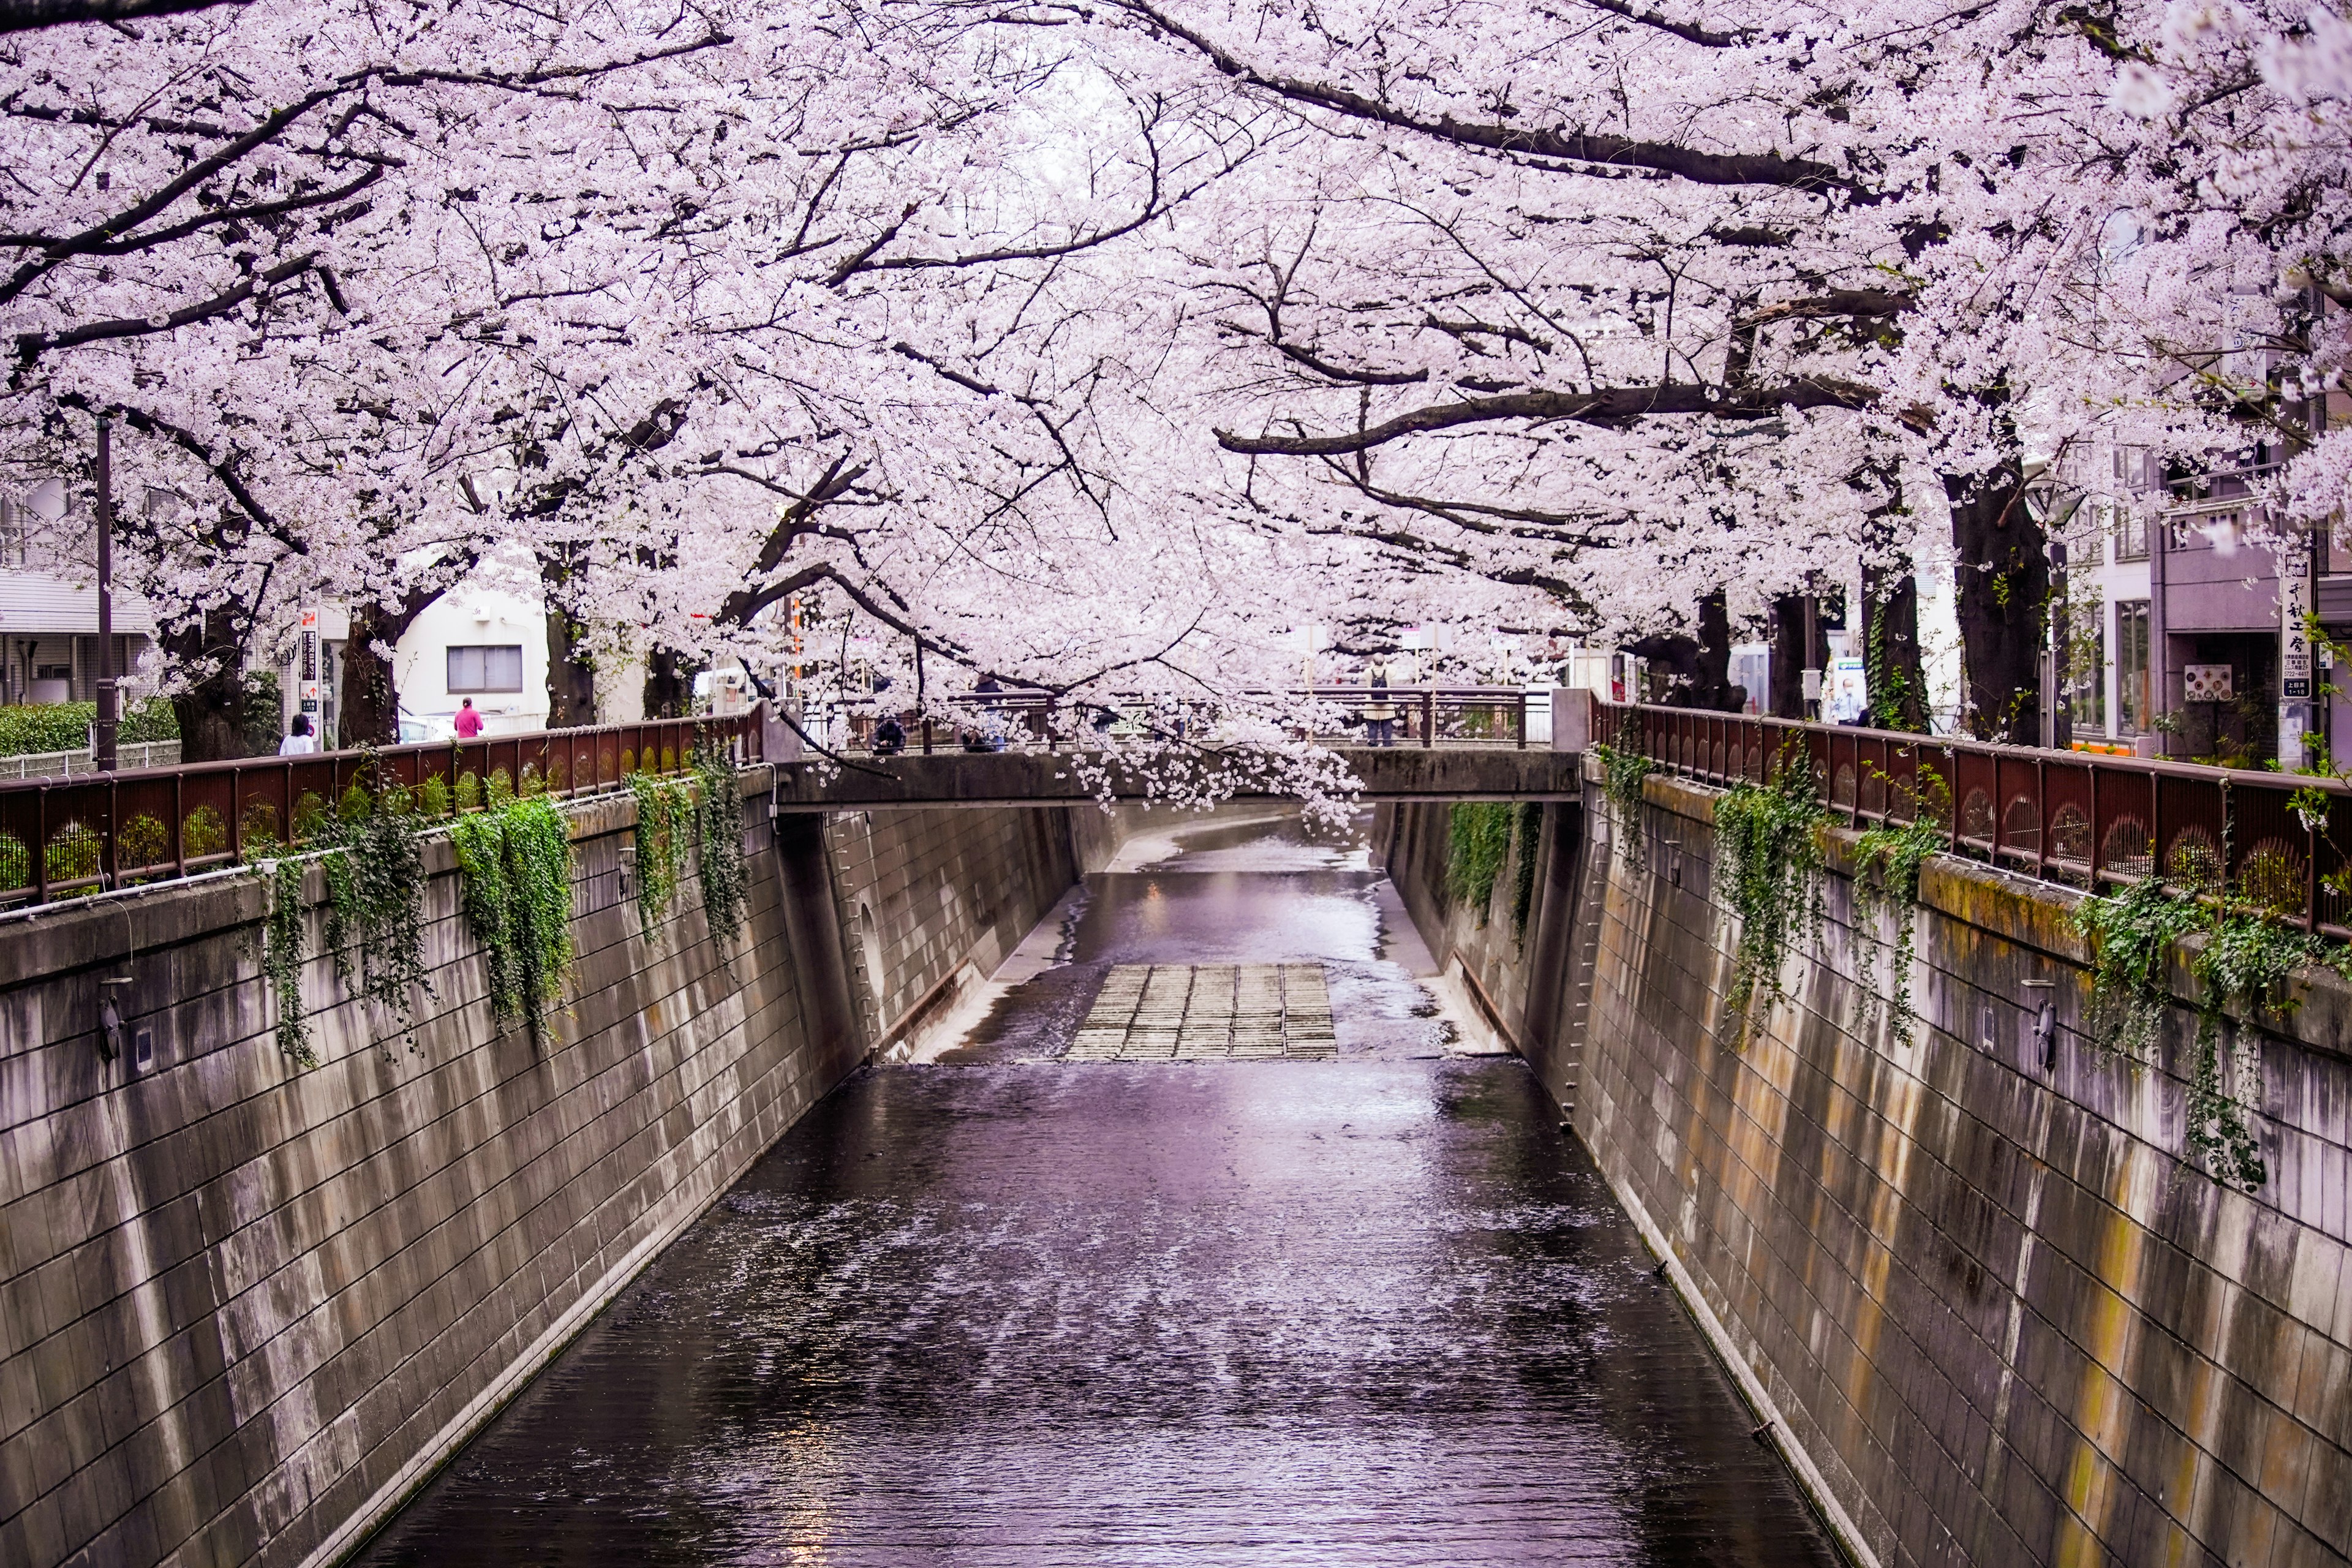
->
769 744 1583 809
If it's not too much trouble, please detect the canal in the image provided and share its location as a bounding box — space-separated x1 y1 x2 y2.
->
356 810 1837 1567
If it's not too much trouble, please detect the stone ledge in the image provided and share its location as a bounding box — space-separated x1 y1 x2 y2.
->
1622 764 2352 1066
0 764 777 995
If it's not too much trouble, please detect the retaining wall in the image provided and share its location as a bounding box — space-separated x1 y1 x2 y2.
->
1377 800 1585 1102
1379 771 2352 1567
0 780 1079 1568
824 807 1082 1049
1573 769 2352 1568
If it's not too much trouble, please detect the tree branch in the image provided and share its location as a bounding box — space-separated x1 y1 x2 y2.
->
1217 379 1878 455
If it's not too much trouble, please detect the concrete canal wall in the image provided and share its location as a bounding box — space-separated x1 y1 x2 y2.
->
1374 800 1585 1105
1386 772 2352 1567
824 807 1082 1054
0 778 1084 1568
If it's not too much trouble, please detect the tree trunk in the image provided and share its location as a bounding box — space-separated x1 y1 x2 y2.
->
1946 463 2046 744
1862 565 1928 731
1692 589 1741 711
339 586 444 747
163 605 249 762
1767 594 1809 718
644 646 692 718
546 609 595 728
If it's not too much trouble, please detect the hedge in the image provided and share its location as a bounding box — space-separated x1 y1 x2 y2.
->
0 698 179 758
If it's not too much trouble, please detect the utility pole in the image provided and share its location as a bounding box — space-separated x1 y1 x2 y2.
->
93 418 118 772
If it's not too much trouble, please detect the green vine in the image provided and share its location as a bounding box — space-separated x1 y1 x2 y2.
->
317 783 434 1052
627 770 693 937
1447 801 1515 919
1589 714 1656 866
252 767 434 1071
451 795 577 1041
1510 802 1542 941
694 742 750 950
1849 769 1950 1047
2073 878 2206 1065
2074 867 2351 1192
1714 747 1831 1022
260 856 316 1069
2187 912 2341 1191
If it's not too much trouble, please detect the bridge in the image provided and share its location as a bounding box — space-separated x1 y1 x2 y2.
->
769 744 1580 809
0 689 1589 905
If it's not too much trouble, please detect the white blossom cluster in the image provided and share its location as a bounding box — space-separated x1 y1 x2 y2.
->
1 0 2344 750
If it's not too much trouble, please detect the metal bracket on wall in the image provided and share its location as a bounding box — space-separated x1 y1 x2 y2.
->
2019 979 2058 1073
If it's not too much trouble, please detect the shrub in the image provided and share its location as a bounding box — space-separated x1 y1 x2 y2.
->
118 813 168 870
182 805 227 860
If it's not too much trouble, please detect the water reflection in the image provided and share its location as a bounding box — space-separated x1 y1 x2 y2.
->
353 810 1836 1568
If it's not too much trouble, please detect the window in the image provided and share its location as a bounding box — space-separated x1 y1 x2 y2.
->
2068 609 2106 734
2116 601 2153 734
447 644 524 693
2113 505 2149 562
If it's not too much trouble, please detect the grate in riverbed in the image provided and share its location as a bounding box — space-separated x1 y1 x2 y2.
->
1067 963 1336 1060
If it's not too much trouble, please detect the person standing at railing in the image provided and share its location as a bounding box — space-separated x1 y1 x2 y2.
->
279 714 318 756
1363 658 1398 747
454 697 484 740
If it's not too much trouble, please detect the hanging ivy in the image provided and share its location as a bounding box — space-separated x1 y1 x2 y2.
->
694 742 750 950
317 785 435 1053
1588 715 1656 866
1510 802 1542 941
252 767 434 1071
1849 769 1951 1047
627 770 693 937
451 794 576 1041
2075 863 2350 1193
2072 877 2206 1065
1713 748 1831 1021
260 855 317 1069
1447 801 1515 918
2187 911 2342 1191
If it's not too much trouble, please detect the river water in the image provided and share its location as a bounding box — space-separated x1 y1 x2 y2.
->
356 810 1836 1567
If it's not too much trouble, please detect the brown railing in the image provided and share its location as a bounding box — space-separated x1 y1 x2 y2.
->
1604 701 2352 935
0 712 759 908
848 687 1537 753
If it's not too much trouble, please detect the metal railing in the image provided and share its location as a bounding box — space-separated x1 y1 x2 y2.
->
0 712 758 907
0 740 181 780
831 687 1540 753
1605 702 2352 935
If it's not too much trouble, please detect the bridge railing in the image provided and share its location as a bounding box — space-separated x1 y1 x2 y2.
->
846 687 1538 752
1601 700 2352 936
0 712 758 907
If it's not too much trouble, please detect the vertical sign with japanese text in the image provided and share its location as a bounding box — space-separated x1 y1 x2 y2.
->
2281 535 2314 771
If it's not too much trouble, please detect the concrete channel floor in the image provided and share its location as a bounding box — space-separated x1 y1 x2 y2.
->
353 812 1838 1567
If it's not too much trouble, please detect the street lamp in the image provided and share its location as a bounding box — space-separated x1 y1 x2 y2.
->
92 418 116 773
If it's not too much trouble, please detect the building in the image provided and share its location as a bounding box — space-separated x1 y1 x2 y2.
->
0 484 161 708
266 573 554 746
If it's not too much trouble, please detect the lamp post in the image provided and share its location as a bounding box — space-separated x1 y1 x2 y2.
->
93 418 118 773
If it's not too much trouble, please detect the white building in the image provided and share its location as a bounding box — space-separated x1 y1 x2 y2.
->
269 571 551 746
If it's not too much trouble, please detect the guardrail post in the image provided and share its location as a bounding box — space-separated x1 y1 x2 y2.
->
1517 690 1528 750
1422 690 1434 748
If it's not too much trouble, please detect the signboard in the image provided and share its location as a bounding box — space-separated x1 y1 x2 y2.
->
298 607 320 633
2282 537 2313 698
299 680 322 703
2183 663 2234 702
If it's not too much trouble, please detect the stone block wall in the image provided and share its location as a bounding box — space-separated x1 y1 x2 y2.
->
824 807 1079 1046
1378 801 1585 1102
1578 768 2352 1568
0 783 1081 1568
